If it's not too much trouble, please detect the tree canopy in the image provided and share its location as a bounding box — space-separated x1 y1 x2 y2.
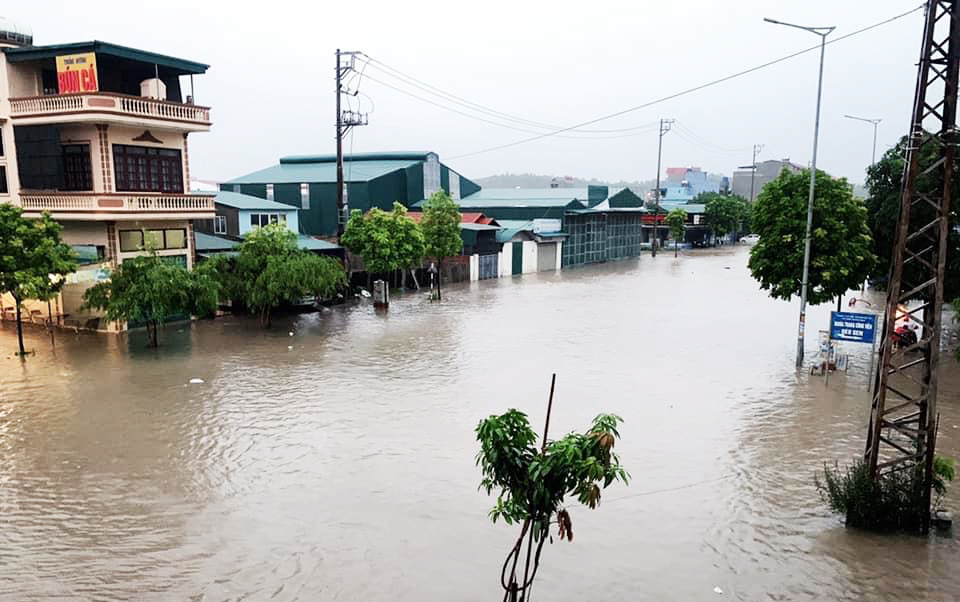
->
201 223 346 327
420 190 463 261
341 202 425 275
0 206 76 355
699 192 748 239
865 135 960 301
83 253 218 347
748 169 875 305
664 208 686 257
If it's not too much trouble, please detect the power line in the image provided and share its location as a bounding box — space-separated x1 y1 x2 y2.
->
447 4 924 160
361 54 666 135
361 72 661 139
672 121 752 154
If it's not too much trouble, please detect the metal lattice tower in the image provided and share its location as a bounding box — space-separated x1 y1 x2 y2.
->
864 0 959 532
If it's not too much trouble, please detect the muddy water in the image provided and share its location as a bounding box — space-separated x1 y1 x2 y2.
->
2 247 959 601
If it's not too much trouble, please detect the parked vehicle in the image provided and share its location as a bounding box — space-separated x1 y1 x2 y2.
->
739 233 760 245
893 325 918 349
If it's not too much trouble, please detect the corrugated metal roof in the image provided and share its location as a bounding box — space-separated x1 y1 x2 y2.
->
279 152 433 164
213 191 297 211
415 188 588 209
495 220 533 243
297 235 341 251
3 40 209 74
459 223 500 231
195 232 239 252
225 159 419 185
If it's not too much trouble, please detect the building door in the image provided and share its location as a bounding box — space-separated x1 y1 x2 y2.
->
537 242 557 272
478 254 499 280
512 242 523 275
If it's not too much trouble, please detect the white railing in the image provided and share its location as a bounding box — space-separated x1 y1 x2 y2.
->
9 93 211 124
20 193 215 213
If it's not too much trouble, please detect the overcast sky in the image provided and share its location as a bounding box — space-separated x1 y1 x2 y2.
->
12 0 923 186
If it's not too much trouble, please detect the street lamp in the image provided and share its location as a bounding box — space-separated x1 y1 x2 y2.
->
764 17 835 369
844 114 882 165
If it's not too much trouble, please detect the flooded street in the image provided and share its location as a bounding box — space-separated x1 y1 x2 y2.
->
2 246 960 601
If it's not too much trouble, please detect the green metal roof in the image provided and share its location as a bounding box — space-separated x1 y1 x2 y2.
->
419 188 589 209
607 188 645 208
279 152 433 164
225 159 420 185
195 232 239 252
297 236 341 251
3 40 208 74
213 191 297 211
659 202 706 214
495 219 533 243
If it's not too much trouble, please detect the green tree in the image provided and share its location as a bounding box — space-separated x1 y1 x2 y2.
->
476 409 628 600
700 192 748 242
204 223 346 327
341 202 425 287
420 190 462 300
0 206 76 356
664 208 686 257
748 169 875 305
865 135 960 300
83 254 218 348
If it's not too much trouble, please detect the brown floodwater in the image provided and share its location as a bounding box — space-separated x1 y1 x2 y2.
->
2 247 959 601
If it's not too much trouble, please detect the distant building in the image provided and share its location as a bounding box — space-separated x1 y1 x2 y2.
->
731 159 804 201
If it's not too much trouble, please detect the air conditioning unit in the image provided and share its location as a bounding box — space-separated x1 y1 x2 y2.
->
140 78 166 100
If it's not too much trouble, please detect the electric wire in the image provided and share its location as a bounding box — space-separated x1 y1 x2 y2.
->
361 72 662 139
361 54 662 135
445 4 924 160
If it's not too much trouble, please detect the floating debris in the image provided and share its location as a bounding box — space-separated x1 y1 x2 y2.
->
188 378 204 384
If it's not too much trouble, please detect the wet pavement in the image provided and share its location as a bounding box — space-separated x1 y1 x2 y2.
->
1 246 959 601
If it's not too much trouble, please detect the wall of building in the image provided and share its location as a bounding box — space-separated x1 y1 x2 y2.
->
499 243 512 278
114 219 194 268
60 221 108 247
522 240 537 274
0 53 20 206
237 209 299 237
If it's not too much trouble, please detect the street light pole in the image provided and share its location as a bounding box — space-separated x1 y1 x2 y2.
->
764 17 835 369
844 114 882 165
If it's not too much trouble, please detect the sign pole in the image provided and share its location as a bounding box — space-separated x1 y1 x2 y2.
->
867 334 878 392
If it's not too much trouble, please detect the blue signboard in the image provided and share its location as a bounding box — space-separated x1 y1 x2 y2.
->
830 311 877 344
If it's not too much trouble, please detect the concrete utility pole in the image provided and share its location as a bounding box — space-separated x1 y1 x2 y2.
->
844 114 882 165
651 118 674 257
764 17 835 369
864 0 958 534
335 49 368 242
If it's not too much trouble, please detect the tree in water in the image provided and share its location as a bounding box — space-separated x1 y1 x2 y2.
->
202 223 346 327
700 192 748 244
475 376 629 601
341 202 425 290
748 169 875 305
0 206 76 356
664 208 687 257
420 190 463 300
83 253 219 347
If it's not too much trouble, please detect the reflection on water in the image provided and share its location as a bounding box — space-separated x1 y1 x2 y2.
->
1 247 959 601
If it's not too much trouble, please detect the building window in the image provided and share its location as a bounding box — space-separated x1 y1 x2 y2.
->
214 215 227 234
250 213 287 229
0 166 6 194
113 144 183 193
0 128 4 157
233 184 241 192
118 228 188 252
266 184 275 201
300 183 310 209
62 144 93 191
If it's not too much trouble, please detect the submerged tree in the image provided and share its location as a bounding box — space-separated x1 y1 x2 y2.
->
420 190 462 300
748 169 875 305
83 253 219 347
664 208 686 257
700 192 748 243
476 376 629 601
203 223 346 327
0 206 76 356
341 202 425 288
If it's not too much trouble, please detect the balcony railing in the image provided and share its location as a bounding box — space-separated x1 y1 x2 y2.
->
20 193 215 214
9 93 211 126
